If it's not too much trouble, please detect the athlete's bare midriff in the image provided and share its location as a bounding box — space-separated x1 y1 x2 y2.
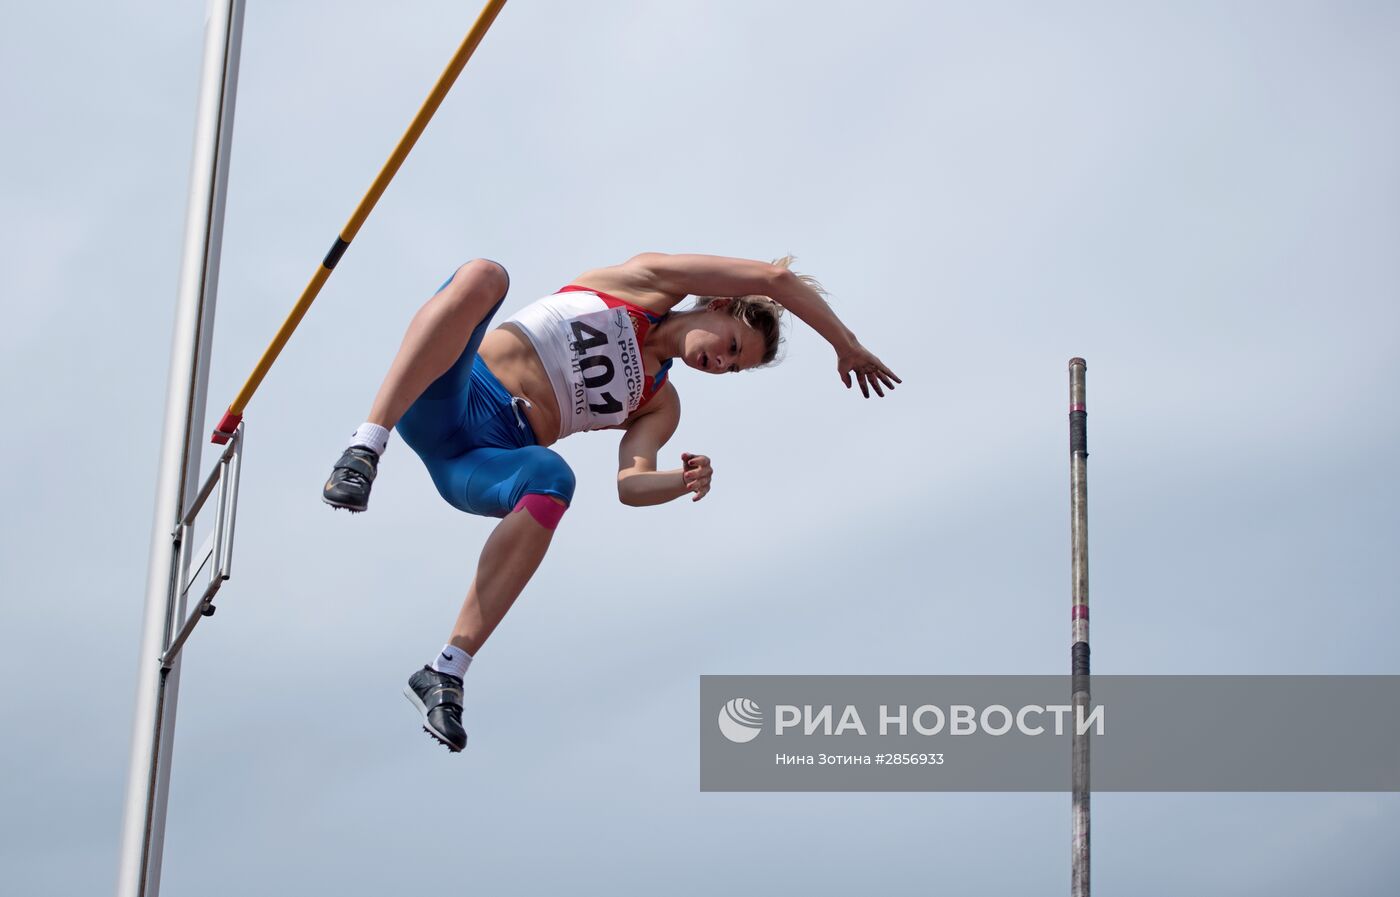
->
477 324 564 447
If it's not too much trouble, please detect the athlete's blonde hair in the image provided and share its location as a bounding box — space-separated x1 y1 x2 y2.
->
693 255 827 367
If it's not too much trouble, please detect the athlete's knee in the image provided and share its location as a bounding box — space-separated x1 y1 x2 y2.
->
507 446 575 528
514 445 575 504
511 446 574 530
455 258 509 299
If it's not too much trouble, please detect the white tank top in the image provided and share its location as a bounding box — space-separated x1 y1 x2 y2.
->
506 286 667 439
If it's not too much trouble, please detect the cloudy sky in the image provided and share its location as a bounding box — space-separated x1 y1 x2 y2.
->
3 0 1399 894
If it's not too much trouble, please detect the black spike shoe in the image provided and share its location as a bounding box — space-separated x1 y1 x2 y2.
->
322 446 379 512
404 666 468 752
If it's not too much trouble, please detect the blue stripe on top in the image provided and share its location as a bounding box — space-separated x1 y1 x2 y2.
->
652 357 673 393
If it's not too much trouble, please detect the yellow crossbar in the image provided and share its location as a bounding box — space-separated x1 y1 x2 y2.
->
212 0 508 443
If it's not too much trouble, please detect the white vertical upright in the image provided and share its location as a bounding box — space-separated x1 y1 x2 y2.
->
116 2 245 896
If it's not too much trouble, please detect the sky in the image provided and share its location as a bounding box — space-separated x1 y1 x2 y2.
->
2 0 1399 894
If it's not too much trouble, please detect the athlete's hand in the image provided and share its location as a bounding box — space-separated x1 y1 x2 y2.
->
681 452 712 502
837 342 901 398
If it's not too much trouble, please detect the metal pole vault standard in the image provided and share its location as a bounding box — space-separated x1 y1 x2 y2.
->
117 2 245 895
211 0 509 443
1068 358 1091 897
121 4 509 893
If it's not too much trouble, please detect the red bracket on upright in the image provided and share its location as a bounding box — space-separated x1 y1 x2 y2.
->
210 411 243 444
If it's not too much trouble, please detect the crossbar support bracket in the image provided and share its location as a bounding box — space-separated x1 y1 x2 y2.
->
160 424 244 669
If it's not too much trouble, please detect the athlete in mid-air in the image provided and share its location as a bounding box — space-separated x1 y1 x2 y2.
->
322 253 899 751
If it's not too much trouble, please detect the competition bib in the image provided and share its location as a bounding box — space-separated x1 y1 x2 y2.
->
562 304 645 427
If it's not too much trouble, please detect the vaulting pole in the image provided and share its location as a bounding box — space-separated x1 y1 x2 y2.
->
117 2 245 895
211 0 509 443
1068 357 1091 897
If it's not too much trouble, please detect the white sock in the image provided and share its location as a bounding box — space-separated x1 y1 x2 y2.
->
348 422 390 455
431 644 473 680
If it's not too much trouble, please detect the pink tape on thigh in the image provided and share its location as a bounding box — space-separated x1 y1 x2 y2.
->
513 494 567 530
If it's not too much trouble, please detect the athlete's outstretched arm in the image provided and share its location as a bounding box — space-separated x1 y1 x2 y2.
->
615 385 712 505
612 253 902 398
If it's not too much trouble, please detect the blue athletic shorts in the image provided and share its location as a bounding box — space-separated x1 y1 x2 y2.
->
396 271 576 517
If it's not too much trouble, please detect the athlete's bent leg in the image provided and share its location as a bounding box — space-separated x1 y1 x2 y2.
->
406 446 575 752
366 258 509 429
322 259 508 513
406 496 566 752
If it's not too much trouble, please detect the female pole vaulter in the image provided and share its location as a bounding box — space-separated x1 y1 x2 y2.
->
322 253 900 751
